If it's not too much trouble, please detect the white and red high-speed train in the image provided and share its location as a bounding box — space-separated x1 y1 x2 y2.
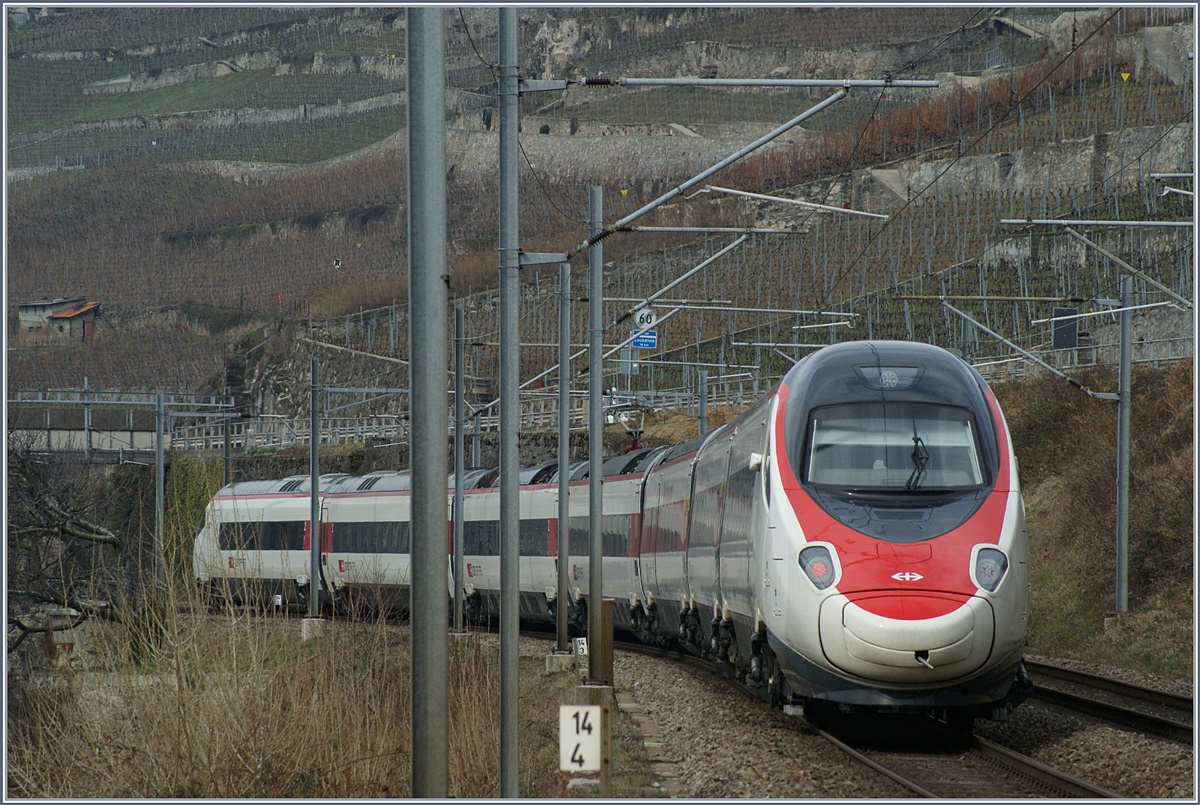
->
194 340 1031 724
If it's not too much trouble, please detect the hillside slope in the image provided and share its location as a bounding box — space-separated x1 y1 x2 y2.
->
6 8 1192 398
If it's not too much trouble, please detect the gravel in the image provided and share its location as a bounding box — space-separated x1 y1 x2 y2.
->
536 638 1195 799
975 651 1194 798
610 650 910 798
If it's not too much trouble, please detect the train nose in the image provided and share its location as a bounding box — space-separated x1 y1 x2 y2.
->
818 593 995 683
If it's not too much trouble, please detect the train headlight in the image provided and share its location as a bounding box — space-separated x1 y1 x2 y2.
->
799 545 837 590
974 547 1009 592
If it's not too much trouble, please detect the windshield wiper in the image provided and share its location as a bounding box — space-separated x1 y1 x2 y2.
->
905 421 930 490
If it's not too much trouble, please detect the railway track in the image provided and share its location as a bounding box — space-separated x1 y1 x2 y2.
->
821 724 1120 798
611 638 1128 797
1026 659 1194 745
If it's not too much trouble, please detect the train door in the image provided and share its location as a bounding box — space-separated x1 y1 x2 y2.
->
318 516 334 604
652 456 691 619
718 401 771 628
687 433 731 615
462 488 501 612
639 472 662 599
599 478 640 624
520 485 555 618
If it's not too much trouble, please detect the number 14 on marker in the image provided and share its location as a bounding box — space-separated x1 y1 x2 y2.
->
559 705 601 771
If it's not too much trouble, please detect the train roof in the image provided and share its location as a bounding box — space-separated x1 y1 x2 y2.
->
654 434 706 466
559 459 592 481
521 460 561 485
600 447 655 476
215 473 354 497
782 340 987 409
216 450 664 500
344 471 412 492
448 467 498 490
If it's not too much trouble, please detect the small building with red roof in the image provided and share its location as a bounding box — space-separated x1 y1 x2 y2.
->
18 297 101 345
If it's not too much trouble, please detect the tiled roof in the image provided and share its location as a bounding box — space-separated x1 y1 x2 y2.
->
47 301 101 319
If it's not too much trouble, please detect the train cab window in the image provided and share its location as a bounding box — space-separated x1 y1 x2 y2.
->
805 403 984 490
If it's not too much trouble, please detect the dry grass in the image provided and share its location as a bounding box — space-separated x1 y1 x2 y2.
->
5 580 631 798
992 364 1193 677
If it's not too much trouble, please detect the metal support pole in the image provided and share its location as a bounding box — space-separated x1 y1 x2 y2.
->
557 262 571 652
472 412 481 468
1063 227 1193 310
698 370 708 436
83 376 91 461
498 9 520 798
587 186 604 682
1115 275 1131 613
575 89 847 253
941 302 1115 400
408 9 450 796
154 392 165 586
608 237 747 331
454 305 465 633
308 357 320 619
1001 218 1194 229
223 401 232 486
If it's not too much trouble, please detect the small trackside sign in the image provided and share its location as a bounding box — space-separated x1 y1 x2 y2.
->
559 705 601 771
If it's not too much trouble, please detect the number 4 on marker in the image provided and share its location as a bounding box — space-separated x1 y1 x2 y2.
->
559 705 601 772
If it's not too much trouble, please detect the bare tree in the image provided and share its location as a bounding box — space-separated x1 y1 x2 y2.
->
5 430 153 657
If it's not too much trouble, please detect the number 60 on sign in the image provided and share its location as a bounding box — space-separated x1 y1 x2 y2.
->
558 705 601 771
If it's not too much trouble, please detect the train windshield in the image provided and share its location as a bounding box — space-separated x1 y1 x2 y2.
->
805 402 984 491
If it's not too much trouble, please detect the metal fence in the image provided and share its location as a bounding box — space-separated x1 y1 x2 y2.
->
13 330 1191 455
972 335 1193 384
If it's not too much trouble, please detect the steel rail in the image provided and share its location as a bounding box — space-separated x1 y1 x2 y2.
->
610 633 1122 797
972 735 1120 798
1031 687 1193 745
1026 661 1193 745
1025 660 1193 711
